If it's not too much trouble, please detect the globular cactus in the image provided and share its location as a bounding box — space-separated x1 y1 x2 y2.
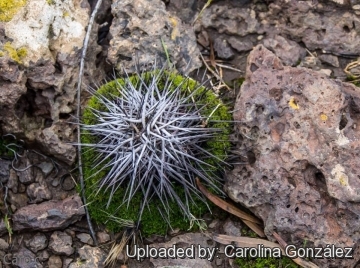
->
81 65 231 227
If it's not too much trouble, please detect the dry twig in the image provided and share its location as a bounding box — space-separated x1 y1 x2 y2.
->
75 0 104 246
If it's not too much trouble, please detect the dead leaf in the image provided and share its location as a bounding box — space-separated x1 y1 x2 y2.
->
196 178 265 237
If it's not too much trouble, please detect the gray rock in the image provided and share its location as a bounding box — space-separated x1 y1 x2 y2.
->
96 232 110 244
0 0 93 166
8 191 28 210
62 258 73 268
26 233 48 253
149 233 214 268
7 169 18 194
61 175 75 191
318 54 340 68
213 38 234 59
0 160 11 184
12 247 43 268
223 219 242 237
36 124 76 165
48 255 62 268
36 250 50 262
0 238 9 251
201 5 261 36
108 0 201 74
273 1 360 55
35 162 54 177
228 37 254 53
226 45 360 267
12 194 85 232
16 158 33 185
76 233 93 246
0 220 7 236
27 182 52 203
18 183 26 193
0 58 23 83
33 184 51 203
68 246 106 268
263 35 306 66
51 177 60 187
49 231 74 256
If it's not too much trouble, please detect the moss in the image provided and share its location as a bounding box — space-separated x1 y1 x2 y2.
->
81 70 231 236
346 75 360 87
234 225 300 268
241 226 259 238
0 137 17 159
234 256 299 268
0 0 26 22
2 42 27 64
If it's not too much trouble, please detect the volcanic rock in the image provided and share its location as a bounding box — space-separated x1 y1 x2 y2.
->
226 45 360 267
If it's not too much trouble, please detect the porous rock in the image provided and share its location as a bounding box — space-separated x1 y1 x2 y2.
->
0 0 101 165
68 245 106 268
201 5 261 37
49 231 74 256
12 194 85 232
200 0 360 61
108 0 201 74
26 233 48 253
226 45 360 267
269 1 360 55
262 35 306 66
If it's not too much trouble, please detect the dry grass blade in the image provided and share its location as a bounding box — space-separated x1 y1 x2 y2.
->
344 59 360 81
195 178 265 237
199 54 231 91
104 230 134 267
192 0 212 25
272 231 319 268
213 234 285 254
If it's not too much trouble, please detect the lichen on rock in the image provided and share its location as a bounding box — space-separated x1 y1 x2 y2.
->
226 45 360 267
0 0 26 22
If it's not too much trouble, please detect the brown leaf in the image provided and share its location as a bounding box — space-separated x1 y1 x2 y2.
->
196 178 265 237
272 231 319 268
213 234 285 254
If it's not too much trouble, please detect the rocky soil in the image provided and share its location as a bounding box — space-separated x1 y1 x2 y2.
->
1 0 360 267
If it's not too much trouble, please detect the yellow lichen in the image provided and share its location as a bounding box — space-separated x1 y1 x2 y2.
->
320 113 328 121
46 0 55 5
63 11 69 17
0 0 26 22
3 42 27 64
289 97 300 110
339 175 348 186
169 17 179 40
0 51 4 57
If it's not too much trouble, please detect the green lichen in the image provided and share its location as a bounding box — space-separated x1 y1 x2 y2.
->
81 70 231 236
46 0 55 5
0 0 26 22
2 42 27 64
